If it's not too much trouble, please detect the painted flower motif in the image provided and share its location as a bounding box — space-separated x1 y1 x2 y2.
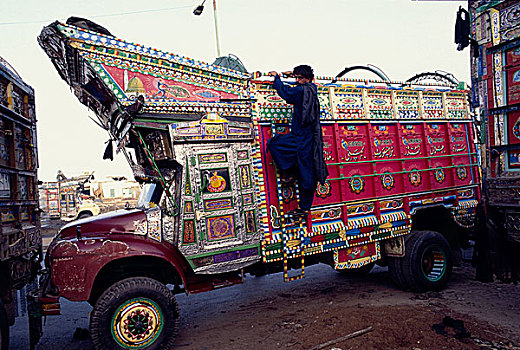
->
408 169 422 187
316 181 331 198
456 166 467 180
349 175 365 194
381 173 395 190
434 167 445 183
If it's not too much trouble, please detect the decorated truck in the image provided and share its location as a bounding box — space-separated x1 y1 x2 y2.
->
37 18 479 350
461 0 520 282
0 56 41 350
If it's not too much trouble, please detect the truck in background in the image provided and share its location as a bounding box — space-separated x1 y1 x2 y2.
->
39 172 140 221
463 1 520 282
37 18 479 350
0 56 41 350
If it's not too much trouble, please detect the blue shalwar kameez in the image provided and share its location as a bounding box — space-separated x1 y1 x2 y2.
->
267 75 318 210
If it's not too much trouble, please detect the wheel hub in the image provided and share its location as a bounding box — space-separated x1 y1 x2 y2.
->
112 298 163 348
421 246 446 282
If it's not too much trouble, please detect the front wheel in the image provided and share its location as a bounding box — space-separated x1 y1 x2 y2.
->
401 230 453 292
90 277 179 350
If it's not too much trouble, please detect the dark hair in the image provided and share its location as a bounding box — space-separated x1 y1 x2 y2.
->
293 65 314 80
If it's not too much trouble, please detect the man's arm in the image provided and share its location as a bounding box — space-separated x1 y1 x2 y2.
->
272 75 301 105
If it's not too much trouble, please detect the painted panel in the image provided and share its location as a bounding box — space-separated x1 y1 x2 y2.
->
366 89 393 120
425 123 454 189
331 88 364 119
370 124 404 197
206 214 236 241
400 123 430 193
422 92 444 119
200 168 231 194
395 91 420 119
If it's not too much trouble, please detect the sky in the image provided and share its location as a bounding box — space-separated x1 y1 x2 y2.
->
1 0 469 182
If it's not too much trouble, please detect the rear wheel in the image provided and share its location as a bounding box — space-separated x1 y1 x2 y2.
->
90 277 179 350
0 301 9 350
387 256 409 290
401 231 453 292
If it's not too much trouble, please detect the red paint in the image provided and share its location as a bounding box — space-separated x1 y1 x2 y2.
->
46 210 196 301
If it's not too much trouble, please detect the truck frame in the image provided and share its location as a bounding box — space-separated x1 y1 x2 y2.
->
37 18 480 350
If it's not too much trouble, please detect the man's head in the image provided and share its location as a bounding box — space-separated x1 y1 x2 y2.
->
293 65 314 84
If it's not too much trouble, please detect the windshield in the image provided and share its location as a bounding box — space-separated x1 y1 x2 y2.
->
137 183 163 209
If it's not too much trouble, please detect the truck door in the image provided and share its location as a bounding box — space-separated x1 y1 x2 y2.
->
183 143 260 263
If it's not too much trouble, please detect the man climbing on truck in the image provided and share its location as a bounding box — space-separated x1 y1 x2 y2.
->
267 65 328 215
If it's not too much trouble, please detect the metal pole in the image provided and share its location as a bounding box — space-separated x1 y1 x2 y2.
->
212 0 222 57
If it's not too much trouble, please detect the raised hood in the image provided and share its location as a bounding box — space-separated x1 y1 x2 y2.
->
37 18 251 143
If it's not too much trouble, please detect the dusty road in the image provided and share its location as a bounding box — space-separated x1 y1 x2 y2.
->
10 261 520 350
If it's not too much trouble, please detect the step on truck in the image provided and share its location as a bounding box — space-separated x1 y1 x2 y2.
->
37 18 480 350
0 56 41 350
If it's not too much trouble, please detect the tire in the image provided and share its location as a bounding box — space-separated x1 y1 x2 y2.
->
0 301 9 350
78 212 93 219
401 230 453 292
387 257 409 290
337 262 375 276
90 277 179 350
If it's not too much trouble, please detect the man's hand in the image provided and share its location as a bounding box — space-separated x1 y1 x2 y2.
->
267 71 278 77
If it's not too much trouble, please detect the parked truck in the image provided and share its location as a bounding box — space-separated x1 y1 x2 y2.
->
457 0 520 282
0 56 41 350
36 18 479 350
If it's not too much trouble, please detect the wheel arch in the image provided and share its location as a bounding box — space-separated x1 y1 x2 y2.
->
410 204 469 250
88 255 182 305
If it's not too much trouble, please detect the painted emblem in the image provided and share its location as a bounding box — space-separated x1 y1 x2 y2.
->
316 181 332 198
281 183 295 202
207 171 226 192
183 219 195 244
408 169 422 187
434 167 445 183
204 198 233 211
349 175 365 194
266 95 284 102
154 79 190 99
239 165 252 189
194 89 220 101
372 99 387 105
207 215 235 241
514 70 520 83
237 150 249 160
513 117 520 140
244 210 256 234
456 166 467 180
341 98 356 104
381 173 395 190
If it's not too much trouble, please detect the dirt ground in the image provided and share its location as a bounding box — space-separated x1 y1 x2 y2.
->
170 263 519 350
33 220 520 350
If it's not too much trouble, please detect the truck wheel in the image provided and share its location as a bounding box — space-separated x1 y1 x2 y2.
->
0 301 9 350
78 212 92 219
387 257 409 290
337 262 375 276
90 277 179 350
401 231 453 292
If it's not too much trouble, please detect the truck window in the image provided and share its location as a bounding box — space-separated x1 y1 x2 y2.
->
136 183 163 209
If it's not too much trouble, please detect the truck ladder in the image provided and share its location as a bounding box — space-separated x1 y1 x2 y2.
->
271 124 305 281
